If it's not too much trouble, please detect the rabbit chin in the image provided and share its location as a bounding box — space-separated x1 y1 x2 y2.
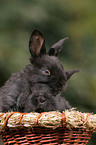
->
35 108 44 113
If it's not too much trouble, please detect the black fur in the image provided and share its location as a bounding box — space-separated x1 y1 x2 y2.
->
19 84 71 113
0 30 79 112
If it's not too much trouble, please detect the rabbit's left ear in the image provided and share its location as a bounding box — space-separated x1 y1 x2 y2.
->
49 37 68 56
29 30 46 57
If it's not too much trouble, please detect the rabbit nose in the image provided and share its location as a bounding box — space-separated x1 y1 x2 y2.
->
37 96 45 104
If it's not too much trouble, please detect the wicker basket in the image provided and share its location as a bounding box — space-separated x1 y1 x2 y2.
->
0 110 96 145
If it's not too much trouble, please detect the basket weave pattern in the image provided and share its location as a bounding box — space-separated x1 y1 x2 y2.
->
1 127 92 145
0 110 95 145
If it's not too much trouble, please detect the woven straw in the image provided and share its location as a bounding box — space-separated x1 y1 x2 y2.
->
0 109 96 144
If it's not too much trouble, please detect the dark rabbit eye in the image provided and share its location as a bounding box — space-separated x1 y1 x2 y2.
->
43 70 50 75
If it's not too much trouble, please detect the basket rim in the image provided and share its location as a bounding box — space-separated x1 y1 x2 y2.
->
0 109 96 132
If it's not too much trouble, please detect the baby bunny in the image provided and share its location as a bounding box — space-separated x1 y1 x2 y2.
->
0 29 79 112
18 84 71 113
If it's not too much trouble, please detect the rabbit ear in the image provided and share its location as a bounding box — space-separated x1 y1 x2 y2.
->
29 30 46 57
65 69 80 80
49 37 68 56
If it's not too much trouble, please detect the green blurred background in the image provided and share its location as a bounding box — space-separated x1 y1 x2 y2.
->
0 0 96 144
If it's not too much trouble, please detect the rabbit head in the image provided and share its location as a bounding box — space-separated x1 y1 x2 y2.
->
23 84 71 113
24 84 57 113
26 30 79 95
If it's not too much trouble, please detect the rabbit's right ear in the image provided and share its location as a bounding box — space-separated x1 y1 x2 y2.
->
29 30 46 57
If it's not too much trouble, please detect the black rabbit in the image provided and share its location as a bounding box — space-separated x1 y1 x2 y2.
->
0 30 79 112
19 84 71 113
